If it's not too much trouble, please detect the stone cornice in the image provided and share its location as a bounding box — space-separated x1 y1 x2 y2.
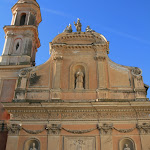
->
3 102 150 121
50 43 108 50
0 65 31 70
3 102 150 111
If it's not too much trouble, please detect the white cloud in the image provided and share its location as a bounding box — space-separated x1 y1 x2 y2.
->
102 26 150 45
41 7 71 18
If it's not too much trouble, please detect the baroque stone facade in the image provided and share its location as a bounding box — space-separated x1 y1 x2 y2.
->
0 0 150 150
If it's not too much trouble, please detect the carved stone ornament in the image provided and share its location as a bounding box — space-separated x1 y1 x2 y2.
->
6 31 14 37
29 72 41 86
113 126 136 133
62 127 96 134
136 122 150 134
64 136 95 150
46 124 62 135
22 126 45 134
131 67 142 76
19 68 32 78
7 123 22 135
53 56 63 61
97 123 113 134
94 56 106 61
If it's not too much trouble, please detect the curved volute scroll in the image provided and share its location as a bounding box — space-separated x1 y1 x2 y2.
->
131 67 148 100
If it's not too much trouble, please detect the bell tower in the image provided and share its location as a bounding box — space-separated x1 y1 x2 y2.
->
0 0 41 66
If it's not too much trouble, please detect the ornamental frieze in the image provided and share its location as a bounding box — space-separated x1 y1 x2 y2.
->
9 110 150 120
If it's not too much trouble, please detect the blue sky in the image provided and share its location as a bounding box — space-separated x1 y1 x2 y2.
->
0 0 150 98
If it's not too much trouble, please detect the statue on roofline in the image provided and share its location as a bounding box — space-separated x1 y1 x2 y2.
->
86 25 95 32
74 18 82 32
63 24 72 33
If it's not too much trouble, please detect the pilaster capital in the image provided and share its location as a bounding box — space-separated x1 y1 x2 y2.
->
53 56 63 61
97 123 113 135
46 124 62 135
7 123 22 135
94 56 106 61
136 122 150 134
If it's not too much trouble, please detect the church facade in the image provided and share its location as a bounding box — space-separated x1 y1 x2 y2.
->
0 0 150 150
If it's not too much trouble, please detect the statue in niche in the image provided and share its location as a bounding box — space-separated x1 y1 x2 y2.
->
75 69 84 89
124 144 131 150
29 143 37 150
74 18 82 32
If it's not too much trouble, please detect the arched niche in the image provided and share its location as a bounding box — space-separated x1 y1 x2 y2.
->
24 138 40 150
69 62 89 89
119 137 136 150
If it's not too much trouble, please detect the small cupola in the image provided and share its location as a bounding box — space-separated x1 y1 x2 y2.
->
11 0 42 26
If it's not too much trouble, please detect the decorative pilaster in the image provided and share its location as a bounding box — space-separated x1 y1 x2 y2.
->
131 67 147 100
46 124 61 150
52 55 63 89
97 123 113 150
14 68 32 101
51 55 63 100
94 55 106 88
137 122 150 150
6 123 21 150
94 55 108 99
